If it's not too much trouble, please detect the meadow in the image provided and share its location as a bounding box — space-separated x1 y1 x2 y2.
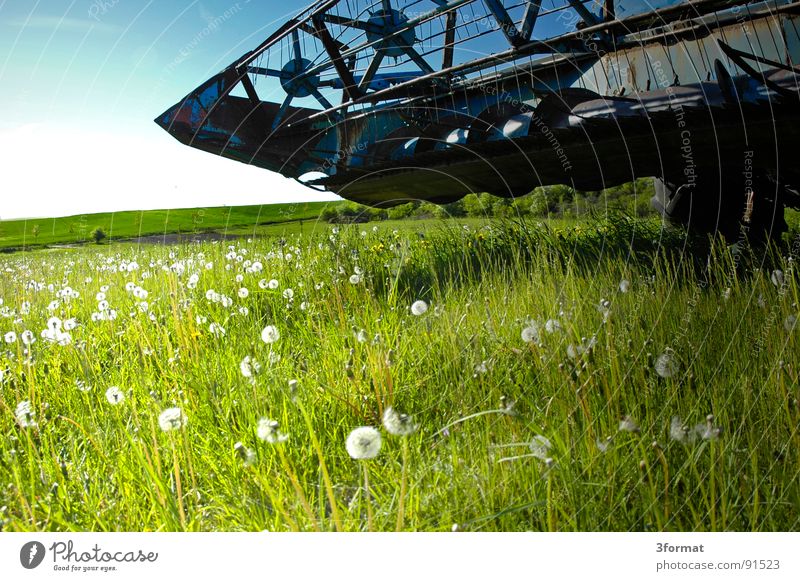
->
0 202 330 250
0 215 798 531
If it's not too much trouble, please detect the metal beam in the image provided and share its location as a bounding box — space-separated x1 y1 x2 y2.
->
397 44 435 75
319 13 373 31
310 15 362 101
566 0 600 27
520 0 541 41
482 0 522 47
359 47 386 92
603 0 615 21
443 10 457 69
239 73 261 105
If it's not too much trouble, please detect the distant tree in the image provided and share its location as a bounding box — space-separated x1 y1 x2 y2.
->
443 199 466 217
92 227 107 244
491 198 513 218
387 202 416 220
528 188 550 217
462 193 495 217
320 207 338 222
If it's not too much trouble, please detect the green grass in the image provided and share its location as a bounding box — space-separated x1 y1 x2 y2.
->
1 216 798 531
0 202 333 249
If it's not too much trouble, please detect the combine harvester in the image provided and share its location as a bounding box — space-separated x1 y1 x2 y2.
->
157 0 800 240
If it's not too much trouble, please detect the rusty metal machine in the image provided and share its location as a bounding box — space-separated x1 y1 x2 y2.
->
156 0 800 239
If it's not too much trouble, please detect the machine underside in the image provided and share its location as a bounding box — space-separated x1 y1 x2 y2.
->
156 0 800 239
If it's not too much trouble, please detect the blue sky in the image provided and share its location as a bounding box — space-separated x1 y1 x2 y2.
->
0 0 337 219
0 0 606 219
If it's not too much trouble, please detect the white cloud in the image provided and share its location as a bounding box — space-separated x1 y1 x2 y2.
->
0 124 339 220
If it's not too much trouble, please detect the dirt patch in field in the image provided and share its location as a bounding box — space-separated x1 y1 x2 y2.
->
116 231 247 245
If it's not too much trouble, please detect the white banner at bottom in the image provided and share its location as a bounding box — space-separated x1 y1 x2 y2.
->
1 532 798 581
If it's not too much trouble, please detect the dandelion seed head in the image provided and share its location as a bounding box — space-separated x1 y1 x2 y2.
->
15 400 37 428
382 407 418 436
529 435 552 459
240 355 262 379
619 416 640 433
260 324 280 344
784 314 798 332
669 416 689 443
345 426 382 459
619 279 630 293
234 442 256 466
257 418 289 444
544 319 561 334
158 407 187 432
771 269 785 287
655 349 680 378
521 323 539 344
105 386 124 405
209 322 226 337
410 300 428 316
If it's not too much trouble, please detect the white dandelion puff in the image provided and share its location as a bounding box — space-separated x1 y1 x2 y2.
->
784 314 798 332
282 288 294 300
345 426 382 459
20 330 35 346
234 442 256 466
619 279 630 293
4 331 17 344
15 400 37 428
655 349 680 378
529 435 552 460
257 418 289 444
158 407 187 432
349 274 362 285
238 287 249 299
771 269 785 287
382 407 418 436
260 325 280 344
105 386 125 405
521 324 539 344
618 416 640 433
240 355 262 379
410 300 428 316
209 323 226 336
695 414 722 441
669 416 689 443
544 319 561 334
268 279 279 290
596 435 613 453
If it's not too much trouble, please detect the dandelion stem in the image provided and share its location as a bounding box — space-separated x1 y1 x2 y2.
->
171 440 186 529
497 453 541 463
363 462 373 532
433 409 510 438
396 438 408 531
